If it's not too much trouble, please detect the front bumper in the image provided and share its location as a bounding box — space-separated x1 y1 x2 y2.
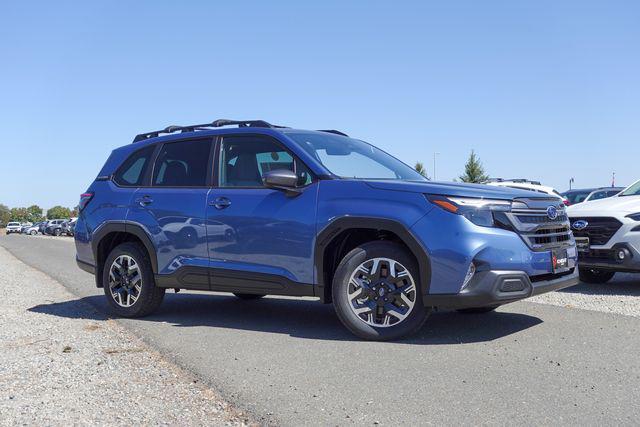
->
423 269 579 309
578 243 640 273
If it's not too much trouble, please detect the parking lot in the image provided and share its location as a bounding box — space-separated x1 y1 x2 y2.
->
1 233 639 425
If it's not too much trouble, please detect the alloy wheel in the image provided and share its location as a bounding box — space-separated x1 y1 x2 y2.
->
346 257 417 328
108 255 142 308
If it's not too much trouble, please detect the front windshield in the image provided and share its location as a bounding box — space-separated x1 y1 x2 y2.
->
620 180 640 196
287 132 426 181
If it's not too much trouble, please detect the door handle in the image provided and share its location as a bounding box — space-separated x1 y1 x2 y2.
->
135 195 153 206
210 196 231 209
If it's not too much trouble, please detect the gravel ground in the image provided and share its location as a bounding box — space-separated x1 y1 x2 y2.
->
0 246 253 426
529 273 640 317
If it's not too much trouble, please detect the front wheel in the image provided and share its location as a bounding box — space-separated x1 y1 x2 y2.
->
30 230 37 236
103 242 165 317
332 241 430 341
53 229 61 236
579 268 615 284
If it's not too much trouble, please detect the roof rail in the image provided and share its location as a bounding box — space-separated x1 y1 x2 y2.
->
487 178 542 185
132 119 286 143
317 129 349 137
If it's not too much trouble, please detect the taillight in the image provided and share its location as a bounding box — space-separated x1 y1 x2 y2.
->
79 192 94 211
563 199 570 206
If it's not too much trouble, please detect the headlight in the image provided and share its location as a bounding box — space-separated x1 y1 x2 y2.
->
627 213 640 221
426 195 512 227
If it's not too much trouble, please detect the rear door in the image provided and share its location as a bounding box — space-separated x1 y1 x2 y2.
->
127 137 214 290
206 134 318 294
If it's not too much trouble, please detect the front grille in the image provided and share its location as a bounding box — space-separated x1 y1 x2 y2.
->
569 217 622 246
580 249 615 260
504 198 574 251
516 214 568 224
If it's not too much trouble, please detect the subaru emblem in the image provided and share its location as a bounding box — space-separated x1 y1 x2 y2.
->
572 220 588 230
546 206 558 220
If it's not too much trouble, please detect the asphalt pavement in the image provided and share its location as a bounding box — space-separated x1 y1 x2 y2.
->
1 234 639 425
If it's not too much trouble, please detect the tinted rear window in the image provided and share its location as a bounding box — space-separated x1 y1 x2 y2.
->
153 139 211 187
114 145 155 186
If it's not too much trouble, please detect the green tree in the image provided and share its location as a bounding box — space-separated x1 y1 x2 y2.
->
26 205 45 223
9 207 30 222
459 150 489 183
0 204 9 226
47 206 72 220
414 162 429 179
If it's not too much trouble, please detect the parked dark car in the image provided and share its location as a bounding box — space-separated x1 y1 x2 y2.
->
61 220 76 236
43 219 66 235
562 187 623 205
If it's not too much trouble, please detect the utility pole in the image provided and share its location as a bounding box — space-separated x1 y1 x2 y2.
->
433 152 440 181
569 177 574 190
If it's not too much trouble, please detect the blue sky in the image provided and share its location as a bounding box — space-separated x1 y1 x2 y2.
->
1 1 638 209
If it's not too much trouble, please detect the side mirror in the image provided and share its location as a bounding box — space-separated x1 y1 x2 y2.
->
263 169 301 195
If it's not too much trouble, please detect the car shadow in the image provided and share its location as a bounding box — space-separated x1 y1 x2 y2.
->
29 293 542 345
560 274 640 297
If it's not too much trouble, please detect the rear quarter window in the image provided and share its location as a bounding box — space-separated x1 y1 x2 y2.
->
113 145 155 186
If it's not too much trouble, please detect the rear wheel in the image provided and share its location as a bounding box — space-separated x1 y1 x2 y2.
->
579 268 615 284
53 228 61 236
103 242 165 317
233 293 265 300
30 230 37 236
332 241 430 341
457 305 499 314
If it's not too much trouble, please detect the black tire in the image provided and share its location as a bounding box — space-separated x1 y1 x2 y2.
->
30 230 37 236
102 242 165 317
53 228 61 236
457 305 499 314
332 241 430 341
579 268 615 284
233 293 266 300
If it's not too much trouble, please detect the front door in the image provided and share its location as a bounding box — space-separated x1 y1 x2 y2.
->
206 134 318 295
127 137 214 289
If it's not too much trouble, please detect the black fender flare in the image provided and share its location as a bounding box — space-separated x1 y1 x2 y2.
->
92 221 158 275
314 217 431 303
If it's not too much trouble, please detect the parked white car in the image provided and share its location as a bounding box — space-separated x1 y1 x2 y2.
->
5 222 22 234
567 179 640 283
486 179 568 204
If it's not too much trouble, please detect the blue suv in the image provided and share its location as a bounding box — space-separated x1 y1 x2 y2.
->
75 119 579 340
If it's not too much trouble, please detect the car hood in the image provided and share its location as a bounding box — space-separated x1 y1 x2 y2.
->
363 180 556 200
567 195 640 216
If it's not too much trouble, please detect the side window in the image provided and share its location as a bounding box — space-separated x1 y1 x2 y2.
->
153 139 211 187
113 145 155 186
219 136 312 187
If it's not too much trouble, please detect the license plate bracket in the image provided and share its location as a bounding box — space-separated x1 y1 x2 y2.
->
552 248 569 273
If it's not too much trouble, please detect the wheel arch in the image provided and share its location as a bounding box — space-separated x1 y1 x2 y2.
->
92 222 157 288
314 217 431 303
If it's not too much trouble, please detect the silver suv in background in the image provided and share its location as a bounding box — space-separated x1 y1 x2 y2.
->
43 219 66 235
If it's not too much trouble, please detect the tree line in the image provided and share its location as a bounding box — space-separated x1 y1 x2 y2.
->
414 150 489 183
0 204 78 226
